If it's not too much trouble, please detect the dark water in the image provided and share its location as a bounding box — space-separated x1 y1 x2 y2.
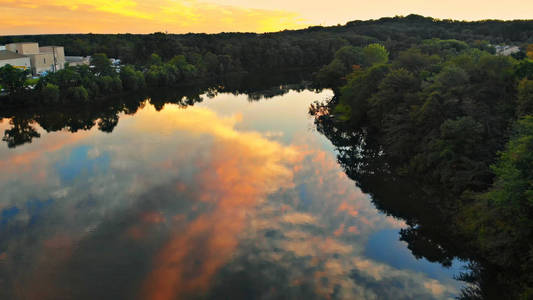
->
0 84 465 299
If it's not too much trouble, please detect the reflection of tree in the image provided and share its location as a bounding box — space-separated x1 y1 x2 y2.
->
0 71 315 148
312 103 507 299
2 117 41 148
97 115 119 133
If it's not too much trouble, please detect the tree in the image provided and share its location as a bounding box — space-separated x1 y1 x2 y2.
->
488 116 533 207
120 65 145 90
515 59 533 80
203 52 219 74
49 68 82 89
149 53 162 66
362 44 389 67
65 86 89 102
2 118 40 148
91 53 113 76
527 44 533 60
41 83 60 103
334 46 364 68
0 65 29 96
435 65 470 88
517 79 533 116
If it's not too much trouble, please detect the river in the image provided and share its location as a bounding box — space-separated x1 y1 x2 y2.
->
0 81 465 299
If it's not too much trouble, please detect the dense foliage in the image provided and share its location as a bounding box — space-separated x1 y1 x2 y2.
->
0 52 204 103
1 15 532 68
1 14 532 105
0 70 313 148
0 15 531 72
312 36 533 298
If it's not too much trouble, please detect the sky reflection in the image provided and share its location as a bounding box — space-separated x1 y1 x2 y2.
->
0 90 462 299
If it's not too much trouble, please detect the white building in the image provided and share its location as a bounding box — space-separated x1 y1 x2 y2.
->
40 46 66 72
494 45 521 56
66 56 91 67
4 42 66 75
0 50 31 70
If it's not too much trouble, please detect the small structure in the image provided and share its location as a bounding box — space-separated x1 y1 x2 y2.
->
66 56 91 67
5 42 40 55
5 42 65 75
494 45 520 56
0 50 31 70
39 46 66 72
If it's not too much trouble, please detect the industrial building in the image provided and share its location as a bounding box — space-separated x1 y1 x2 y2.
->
1 42 66 75
0 50 32 69
65 56 91 67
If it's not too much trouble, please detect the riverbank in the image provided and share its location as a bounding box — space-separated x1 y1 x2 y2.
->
312 39 533 298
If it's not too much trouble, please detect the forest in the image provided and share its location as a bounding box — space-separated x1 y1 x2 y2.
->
311 35 533 298
1 14 533 104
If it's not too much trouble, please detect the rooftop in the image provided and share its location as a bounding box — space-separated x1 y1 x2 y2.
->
0 50 28 60
7 42 38 45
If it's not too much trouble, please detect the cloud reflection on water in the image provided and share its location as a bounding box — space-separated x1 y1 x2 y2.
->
0 92 460 299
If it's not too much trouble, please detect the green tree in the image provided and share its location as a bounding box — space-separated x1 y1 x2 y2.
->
488 116 533 207
203 52 219 74
120 65 145 90
316 46 364 87
91 53 113 76
517 79 533 116
362 44 389 67
66 86 89 102
49 68 82 89
41 83 60 103
0 65 29 96
149 53 163 66
515 59 533 80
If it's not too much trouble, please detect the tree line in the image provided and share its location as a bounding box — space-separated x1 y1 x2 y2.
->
1 14 532 105
311 36 533 298
0 70 313 148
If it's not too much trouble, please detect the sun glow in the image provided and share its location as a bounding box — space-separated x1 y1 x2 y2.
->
2 0 531 35
0 0 308 34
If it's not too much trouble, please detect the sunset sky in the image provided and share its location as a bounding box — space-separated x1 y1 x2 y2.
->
1 0 532 35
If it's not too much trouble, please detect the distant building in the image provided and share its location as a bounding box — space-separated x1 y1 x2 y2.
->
5 42 65 75
0 50 31 70
0 46 6 51
110 58 121 66
66 56 91 67
494 45 520 56
39 46 66 72
6 42 40 55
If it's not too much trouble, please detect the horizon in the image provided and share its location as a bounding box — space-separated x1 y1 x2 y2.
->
1 14 533 37
1 0 533 35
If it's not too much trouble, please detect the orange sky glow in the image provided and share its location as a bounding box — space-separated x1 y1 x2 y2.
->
0 0 532 35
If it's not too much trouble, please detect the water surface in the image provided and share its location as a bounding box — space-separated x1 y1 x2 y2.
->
0 87 464 299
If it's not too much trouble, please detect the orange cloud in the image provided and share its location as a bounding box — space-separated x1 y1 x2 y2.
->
2 0 532 35
337 201 360 217
137 104 301 300
333 223 344 236
0 0 308 34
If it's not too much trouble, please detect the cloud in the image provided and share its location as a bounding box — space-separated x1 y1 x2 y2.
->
200 0 533 24
0 0 308 34
2 0 532 35
282 212 317 225
135 104 302 300
0 94 461 300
